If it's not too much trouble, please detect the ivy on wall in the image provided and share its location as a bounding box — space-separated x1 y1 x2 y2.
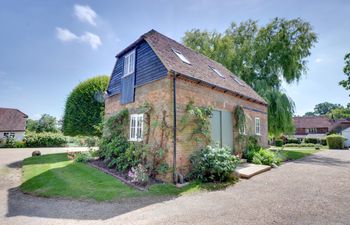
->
234 105 247 155
179 100 212 145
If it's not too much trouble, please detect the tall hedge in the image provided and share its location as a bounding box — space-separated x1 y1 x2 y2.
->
326 134 346 149
63 76 109 136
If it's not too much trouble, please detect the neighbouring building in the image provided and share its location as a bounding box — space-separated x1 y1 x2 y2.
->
0 108 28 141
105 30 268 181
293 116 350 145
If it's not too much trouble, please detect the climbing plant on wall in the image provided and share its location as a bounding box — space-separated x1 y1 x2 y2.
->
179 100 213 146
234 105 247 155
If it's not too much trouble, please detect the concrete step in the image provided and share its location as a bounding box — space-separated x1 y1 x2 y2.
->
235 163 271 179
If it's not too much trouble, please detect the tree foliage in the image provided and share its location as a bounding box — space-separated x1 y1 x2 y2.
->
26 114 59 133
329 107 350 120
63 75 109 136
304 111 316 116
314 102 343 115
339 53 350 92
182 18 317 136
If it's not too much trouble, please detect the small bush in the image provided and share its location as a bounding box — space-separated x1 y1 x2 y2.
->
304 138 319 144
326 134 346 149
190 145 240 182
286 138 301 144
243 136 261 162
252 148 281 166
275 139 283 147
320 139 327 146
4 137 16 148
128 164 149 185
15 141 26 148
86 136 99 147
74 152 91 163
315 144 321 150
24 132 67 147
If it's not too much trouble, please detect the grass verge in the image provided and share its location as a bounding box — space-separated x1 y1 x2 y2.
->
21 153 236 201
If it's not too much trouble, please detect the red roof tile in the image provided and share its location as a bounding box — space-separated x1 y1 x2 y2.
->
0 108 28 132
293 116 334 129
116 30 267 105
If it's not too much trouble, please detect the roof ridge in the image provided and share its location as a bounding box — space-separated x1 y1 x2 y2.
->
143 30 247 84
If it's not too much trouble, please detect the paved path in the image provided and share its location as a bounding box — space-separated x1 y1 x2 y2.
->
1 148 350 225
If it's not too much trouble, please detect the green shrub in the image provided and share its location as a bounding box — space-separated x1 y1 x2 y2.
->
320 139 327 146
326 134 346 149
24 132 67 147
286 138 300 144
252 148 281 166
304 138 318 144
243 136 261 162
189 145 240 182
86 136 99 147
275 139 283 147
15 141 26 148
4 137 16 148
74 152 91 163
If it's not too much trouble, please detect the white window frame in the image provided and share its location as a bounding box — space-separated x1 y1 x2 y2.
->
123 50 136 77
172 48 191 65
129 114 144 142
255 117 261 135
209 66 225 78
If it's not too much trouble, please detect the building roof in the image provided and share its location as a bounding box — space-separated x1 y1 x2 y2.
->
116 29 267 106
293 116 334 129
0 108 28 132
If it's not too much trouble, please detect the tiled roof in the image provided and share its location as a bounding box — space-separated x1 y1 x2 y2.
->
116 30 267 105
293 116 334 129
0 108 28 132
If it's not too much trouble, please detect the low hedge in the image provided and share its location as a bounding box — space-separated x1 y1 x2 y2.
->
304 138 318 144
275 139 284 147
283 143 315 148
24 132 67 147
286 138 301 144
326 134 346 149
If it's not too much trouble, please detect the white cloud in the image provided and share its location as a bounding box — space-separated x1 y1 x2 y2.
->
80 32 102 49
56 27 78 42
56 27 101 50
74 4 97 26
315 58 324 63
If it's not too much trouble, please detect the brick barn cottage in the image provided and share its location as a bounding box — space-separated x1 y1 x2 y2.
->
105 30 268 182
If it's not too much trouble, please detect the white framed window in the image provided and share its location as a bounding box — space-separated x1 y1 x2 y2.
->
209 66 225 78
123 50 135 76
255 117 261 135
129 114 143 141
172 48 191 64
3 132 14 138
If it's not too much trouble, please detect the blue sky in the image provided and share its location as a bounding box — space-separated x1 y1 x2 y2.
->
0 0 349 119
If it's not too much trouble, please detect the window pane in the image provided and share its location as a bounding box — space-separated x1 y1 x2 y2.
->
124 56 129 75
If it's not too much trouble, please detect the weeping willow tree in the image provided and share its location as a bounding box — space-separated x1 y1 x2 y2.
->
183 18 317 137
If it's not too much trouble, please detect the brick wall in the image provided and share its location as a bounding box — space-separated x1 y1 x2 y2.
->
105 75 268 181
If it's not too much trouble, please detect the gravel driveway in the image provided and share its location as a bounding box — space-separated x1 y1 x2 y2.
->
1 148 350 225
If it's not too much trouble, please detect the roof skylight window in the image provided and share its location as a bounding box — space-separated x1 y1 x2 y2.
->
232 76 244 86
172 49 191 65
209 66 225 78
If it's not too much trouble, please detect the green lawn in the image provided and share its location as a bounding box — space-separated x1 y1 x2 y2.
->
271 147 325 161
21 153 235 201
